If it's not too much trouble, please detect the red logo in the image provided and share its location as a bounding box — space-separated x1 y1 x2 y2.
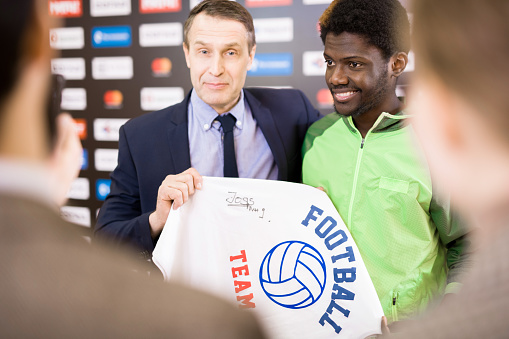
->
140 0 181 13
103 90 124 109
245 0 292 8
317 89 333 109
73 119 87 140
151 57 172 77
49 0 82 17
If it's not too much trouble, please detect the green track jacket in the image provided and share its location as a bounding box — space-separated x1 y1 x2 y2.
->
302 111 468 322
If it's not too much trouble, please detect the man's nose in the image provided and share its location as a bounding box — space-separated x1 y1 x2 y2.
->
209 54 225 77
329 66 348 86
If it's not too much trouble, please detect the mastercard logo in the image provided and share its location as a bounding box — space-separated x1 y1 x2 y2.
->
316 88 333 108
103 90 123 109
151 57 172 77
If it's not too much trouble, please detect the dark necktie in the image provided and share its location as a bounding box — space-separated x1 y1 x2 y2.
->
216 113 239 178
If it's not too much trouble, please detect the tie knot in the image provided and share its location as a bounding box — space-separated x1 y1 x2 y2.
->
216 113 236 133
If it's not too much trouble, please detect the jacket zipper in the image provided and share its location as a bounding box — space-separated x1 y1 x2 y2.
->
347 137 365 227
391 291 399 322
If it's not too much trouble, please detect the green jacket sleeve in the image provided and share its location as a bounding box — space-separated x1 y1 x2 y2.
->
429 193 473 285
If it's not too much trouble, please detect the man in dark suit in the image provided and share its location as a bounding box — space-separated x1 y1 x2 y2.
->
0 1 265 337
95 0 320 256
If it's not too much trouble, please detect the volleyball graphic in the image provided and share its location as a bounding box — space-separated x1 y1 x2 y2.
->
259 241 327 309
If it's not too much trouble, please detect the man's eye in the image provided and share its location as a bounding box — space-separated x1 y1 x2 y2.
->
325 59 334 66
199 50 208 54
226 51 236 56
349 61 361 68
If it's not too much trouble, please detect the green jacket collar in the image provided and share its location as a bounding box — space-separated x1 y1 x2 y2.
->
342 110 409 135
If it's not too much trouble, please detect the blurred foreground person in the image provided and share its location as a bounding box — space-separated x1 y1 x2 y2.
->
384 0 509 337
0 1 265 338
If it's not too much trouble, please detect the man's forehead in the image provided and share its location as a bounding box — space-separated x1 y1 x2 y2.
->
188 14 249 44
324 32 383 59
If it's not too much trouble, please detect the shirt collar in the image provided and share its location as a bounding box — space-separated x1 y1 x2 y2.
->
190 89 245 131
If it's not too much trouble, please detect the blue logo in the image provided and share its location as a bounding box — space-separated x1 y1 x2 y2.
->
81 149 88 170
92 26 132 48
248 53 293 77
259 241 326 309
95 179 111 201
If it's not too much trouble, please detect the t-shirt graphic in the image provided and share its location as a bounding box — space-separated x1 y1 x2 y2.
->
153 177 383 338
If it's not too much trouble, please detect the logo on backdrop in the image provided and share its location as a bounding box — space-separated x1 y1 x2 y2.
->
303 0 331 4
50 27 84 50
316 88 333 109
303 51 326 76
62 88 87 111
49 0 82 17
51 58 86 80
90 0 131 17
92 57 133 80
248 53 293 77
81 149 88 170
67 178 90 201
103 90 124 109
94 149 119 172
151 57 172 77
96 179 111 201
260 241 327 309
140 87 184 111
60 206 91 227
254 17 293 43
73 118 88 140
93 118 129 141
92 26 132 48
139 23 183 47
139 0 181 13
245 0 292 8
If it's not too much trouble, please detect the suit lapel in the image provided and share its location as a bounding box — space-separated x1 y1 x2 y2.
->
245 89 288 180
166 92 192 174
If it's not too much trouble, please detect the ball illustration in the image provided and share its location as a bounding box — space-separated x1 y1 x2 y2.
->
259 241 327 309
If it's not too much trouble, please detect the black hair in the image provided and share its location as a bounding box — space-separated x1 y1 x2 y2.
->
0 0 34 107
319 0 410 60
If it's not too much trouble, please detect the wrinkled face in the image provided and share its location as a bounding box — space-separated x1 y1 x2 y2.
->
183 13 256 114
323 32 392 117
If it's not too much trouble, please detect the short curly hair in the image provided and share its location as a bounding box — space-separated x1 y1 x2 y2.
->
319 0 410 60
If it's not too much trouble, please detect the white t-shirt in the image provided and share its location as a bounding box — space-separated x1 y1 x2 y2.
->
153 177 383 339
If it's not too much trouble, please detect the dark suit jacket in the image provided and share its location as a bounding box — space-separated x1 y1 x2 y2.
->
0 194 265 338
95 87 320 254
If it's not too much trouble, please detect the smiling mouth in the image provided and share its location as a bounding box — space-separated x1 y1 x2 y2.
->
333 90 359 102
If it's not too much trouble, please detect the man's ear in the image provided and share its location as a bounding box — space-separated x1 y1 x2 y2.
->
390 52 408 78
182 43 191 69
246 44 257 71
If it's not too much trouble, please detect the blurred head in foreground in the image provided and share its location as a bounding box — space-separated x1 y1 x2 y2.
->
0 2 266 338
411 0 509 224
0 0 81 205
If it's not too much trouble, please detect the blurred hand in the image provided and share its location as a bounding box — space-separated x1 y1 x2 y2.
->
149 168 203 238
48 113 82 206
364 316 390 338
381 316 390 335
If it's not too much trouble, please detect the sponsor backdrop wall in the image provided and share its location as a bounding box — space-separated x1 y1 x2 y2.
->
50 0 412 229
